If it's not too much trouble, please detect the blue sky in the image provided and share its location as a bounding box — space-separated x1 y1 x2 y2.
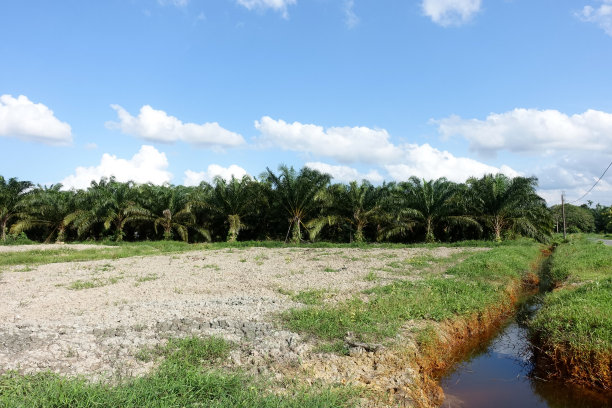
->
1 0 611 205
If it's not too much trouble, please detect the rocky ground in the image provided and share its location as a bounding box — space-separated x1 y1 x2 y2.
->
0 245 480 399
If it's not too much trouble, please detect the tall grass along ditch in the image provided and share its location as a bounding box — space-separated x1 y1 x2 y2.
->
529 238 612 393
283 241 547 406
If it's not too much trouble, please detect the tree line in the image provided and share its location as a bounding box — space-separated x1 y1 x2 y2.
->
2 166 609 245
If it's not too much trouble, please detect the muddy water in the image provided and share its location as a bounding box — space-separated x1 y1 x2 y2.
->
440 299 612 408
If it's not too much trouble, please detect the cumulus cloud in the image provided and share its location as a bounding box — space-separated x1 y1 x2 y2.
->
421 0 481 27
255 116 403 164
158 0 189 7
344 0 359 28
107 104 245 148
534 152 612 205
183 165 249 186
434 108 612 156
385 144 518 183
0 94 72 145
255 115 518 184
305 162 383 183
236 0 296 18
61 145 172 190
577 1 612 36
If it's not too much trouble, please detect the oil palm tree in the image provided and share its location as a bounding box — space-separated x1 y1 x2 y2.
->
11 184 75 243
144 184 210 242
387 177 479 243
0 176 33 242
65 178 150 241
307 181 383 243
266 166 330 243
204 176 264 242
466 174 551 241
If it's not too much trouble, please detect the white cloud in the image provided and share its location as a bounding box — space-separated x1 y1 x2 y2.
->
577 1 612 37
84 142 98 150
534 153 612 205
385 143 518 183
183 165 249 186
61 145 172 189
344 0 359 28
0 94 72 145
107 104 245 148
236 0 296 18
255 116 403 164
158 0 189 7
421 0 481 27
305 162 383 183
434 108 612 156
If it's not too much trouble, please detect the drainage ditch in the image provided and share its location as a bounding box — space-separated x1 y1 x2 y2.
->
439 255 612 408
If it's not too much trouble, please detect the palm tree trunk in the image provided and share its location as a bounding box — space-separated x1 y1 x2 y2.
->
227 214 240 242
494 216 502 242
1 219 6 242
355 224 365 243
57 225 66 243
425 217 435 243
291 217 301 243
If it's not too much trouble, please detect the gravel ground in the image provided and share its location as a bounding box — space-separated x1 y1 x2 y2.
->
0 246 479 382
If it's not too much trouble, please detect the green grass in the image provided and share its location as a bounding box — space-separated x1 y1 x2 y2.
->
2 239 537 268
0 241 208 267
136 273 159 283
530 238 612 354
543 238 612 285
284 244 541 342
0 336 357 408
277 288 329 306
68 276 122 290
363 271 379 282
200 239 533 250
292 289 328 305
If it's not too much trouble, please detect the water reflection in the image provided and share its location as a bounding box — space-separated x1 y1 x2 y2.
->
440 299 612 408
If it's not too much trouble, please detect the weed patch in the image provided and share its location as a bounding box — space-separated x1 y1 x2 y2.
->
0 336 356 407
284 244 541 342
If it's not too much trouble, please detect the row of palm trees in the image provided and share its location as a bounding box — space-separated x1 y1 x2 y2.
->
0 167 554 244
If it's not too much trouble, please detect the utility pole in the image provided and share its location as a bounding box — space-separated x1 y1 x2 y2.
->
561 192 567 240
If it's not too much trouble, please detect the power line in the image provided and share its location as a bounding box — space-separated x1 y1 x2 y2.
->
567 159 612 204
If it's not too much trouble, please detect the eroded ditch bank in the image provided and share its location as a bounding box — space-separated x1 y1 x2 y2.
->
430 241 611 407
439 295 611 407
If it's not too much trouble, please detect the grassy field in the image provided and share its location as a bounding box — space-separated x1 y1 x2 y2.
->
0 336 356 408
284 241 542 343
529 237 612 389
0 238 550 406
0 239 520 268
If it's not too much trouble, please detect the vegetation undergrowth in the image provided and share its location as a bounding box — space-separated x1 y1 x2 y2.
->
0 241 208 267
2 239 524 268
283 241 541 342
0 336 357 408
529 237 612 390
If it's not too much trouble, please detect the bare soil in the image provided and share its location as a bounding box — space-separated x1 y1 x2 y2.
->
0 245 481 404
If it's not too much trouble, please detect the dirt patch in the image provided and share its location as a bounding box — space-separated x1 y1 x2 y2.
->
0 246 479 384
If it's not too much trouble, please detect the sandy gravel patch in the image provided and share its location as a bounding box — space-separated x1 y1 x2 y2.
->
0 246 482 381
